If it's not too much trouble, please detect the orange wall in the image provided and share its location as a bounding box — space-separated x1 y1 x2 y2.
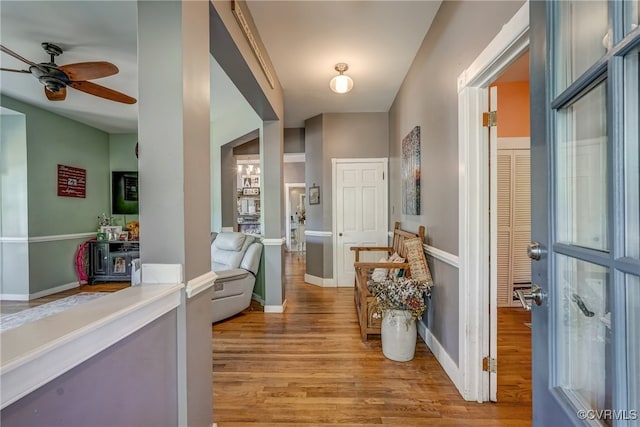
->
492 81 530 137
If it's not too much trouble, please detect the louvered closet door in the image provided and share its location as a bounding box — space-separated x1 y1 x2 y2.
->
497 152 513 307
511 151 531 298
496 148 531 307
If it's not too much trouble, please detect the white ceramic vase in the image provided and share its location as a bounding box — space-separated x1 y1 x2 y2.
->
381 309 417 362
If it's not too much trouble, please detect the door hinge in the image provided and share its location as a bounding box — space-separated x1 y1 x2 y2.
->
482 356 497 373
482 111 497 127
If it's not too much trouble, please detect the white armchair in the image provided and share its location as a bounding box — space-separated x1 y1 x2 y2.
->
210 232 262 323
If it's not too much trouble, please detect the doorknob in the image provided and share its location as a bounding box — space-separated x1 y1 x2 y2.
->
527 241 544 260
339 232 343 237
515 285 545 311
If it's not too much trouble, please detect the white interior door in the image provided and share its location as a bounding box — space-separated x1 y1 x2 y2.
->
333 159 388 287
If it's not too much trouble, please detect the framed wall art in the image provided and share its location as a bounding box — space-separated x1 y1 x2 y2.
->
309 185 320 205
401 126 421 215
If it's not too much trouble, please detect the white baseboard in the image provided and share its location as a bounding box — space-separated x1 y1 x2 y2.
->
417 319 463 396
0 294 29 301
1 281 82 301
304 273 336 287
264 299 287 313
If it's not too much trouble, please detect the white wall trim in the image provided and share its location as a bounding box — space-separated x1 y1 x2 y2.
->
497 136 530 150
423 244 459 268
264 299 287 313
457 1 530 91
457 1 529 403
262 237 285 246
30 281 81 300
304 273 336 287
0 294 29 301
418 320 462 396
0 284 183 409
0 232 96 244
186 271 217 299
304 230 332 237
284 153 305 163
1 281 82 302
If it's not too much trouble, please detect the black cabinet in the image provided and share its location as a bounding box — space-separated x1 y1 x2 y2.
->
88 241 139 284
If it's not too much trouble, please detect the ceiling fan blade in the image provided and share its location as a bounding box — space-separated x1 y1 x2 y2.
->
0 67 31 74
69 80 136 104
0 44 36 66
59 61 119 81
44 86 67 101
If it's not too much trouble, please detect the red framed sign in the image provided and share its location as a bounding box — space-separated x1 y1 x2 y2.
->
57 164 86 198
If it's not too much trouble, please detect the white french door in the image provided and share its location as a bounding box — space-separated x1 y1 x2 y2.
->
333 159 388 287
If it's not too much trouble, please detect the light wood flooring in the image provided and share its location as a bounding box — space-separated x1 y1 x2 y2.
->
0 254 531 426
0 282 130 316
212 253 532 426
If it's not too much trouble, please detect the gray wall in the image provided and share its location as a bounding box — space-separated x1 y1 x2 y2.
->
284 128 304 153
1 311 179 427
304 112 389 279
284 162 304 184
388 0 525 364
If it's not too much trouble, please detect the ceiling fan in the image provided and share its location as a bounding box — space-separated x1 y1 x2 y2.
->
0 42 136 104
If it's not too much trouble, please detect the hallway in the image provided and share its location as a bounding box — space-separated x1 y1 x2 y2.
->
212 254 532 426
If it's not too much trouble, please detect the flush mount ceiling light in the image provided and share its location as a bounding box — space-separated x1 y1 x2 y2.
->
329 63 354 94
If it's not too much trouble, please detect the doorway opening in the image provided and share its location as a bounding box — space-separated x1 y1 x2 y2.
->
489 51 532 405
286 183 306 254
456 1 529 403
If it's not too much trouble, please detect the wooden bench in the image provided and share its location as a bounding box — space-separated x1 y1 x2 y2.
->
351 222 426 341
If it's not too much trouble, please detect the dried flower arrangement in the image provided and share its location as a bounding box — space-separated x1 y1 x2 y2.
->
367 277 432 320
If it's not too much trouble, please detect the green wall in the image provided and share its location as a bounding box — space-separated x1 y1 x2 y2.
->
1 96 111 236
1 95 138 296
109 133 139 227
1 113 29 295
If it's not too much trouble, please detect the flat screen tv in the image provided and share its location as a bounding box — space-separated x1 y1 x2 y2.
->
112 171 139 214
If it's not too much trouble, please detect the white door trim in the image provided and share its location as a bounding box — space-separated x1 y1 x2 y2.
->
332 158 389 288
457 1 529 403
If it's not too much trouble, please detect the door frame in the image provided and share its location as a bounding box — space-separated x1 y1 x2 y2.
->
285 182 305 251
332 157 389 288
457 1 529 402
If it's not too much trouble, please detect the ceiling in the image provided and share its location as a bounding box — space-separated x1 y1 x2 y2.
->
0 1 442 133
0 1 138 133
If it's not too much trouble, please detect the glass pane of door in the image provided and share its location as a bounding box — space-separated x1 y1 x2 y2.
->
627 275 640 419
624 0 640 37
625 46 640 258
556 83 608 251
555 1 609 93
556 256 611 418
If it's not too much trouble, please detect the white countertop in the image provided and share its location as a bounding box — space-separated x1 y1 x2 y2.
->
0 283 183 409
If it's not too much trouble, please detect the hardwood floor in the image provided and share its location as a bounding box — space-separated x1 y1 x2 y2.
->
212 253 532 426
0 255 532 425
0 282 130 316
